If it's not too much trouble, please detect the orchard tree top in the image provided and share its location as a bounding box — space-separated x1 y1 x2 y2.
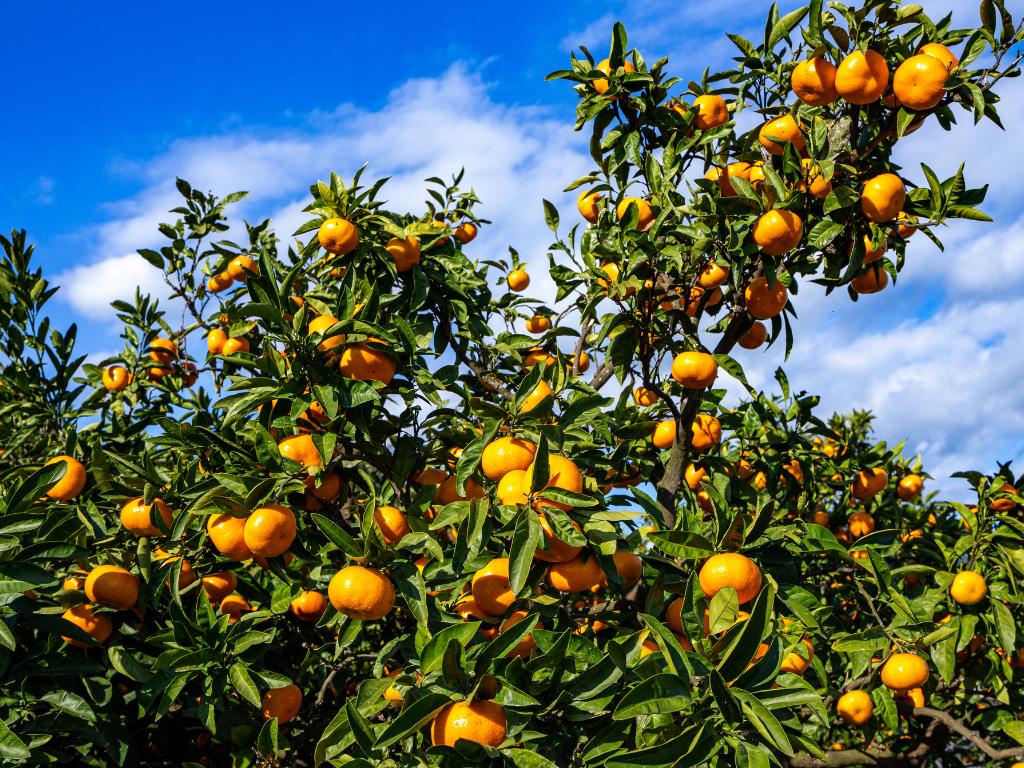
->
0 2 1023 768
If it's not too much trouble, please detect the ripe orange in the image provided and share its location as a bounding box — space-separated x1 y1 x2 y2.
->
652 419 676 449
597 262 635 298
431 700 507 748
507 270 530 292
897 687 926 709
121 497 173 537
328 565 396 620
207 513 254 561
454 596 499 639
308 315 345 352
616 197 655 230
305 472 342 502
861 174 906 223
63 571 87 591
835 49 889 104
149 338 176 365
593 58 635 98
290 590 328 622
791 58 839 106
153 551 198 589
991 479 1019 511
373 505 411 546
837 690 874 725
85 565 140 611
578 190 602 223
496 470 528 506
780 637 815 674
548 552 605 592
436 476 485 505
386 236 421 272
244 504 296 557
848 512 875 537
278 434 323 468
523 347 555 369
338 340 395 385
413 468 448 503
454 222 478 244
576 352 591 373
201 571 237 602
698 262 729 289
261 684 302 724
897 474 923 501
526 315 551 334
753 210 803 256
535 513 583 563
758 115 805 155
692 93 729 130
853 233 888 264
685 464 707 491
738 320 768 349
222 337 250 355
500 610 543 658
893 54 948 111
671 350 718 389
44 455 87 501
220 593 251 623
798 159 832 199
851 266 889 294
61 604 113 648
523 454 584 511
207 270 234 293
698 553 762 603
709 162 751 197
881 653 929 690
207 329 227 355
482 436 537 480
691 414 722 452
950 571 987 605
633 386 658 406
610 551 643 586
228 256 257 283
919 43 959 70
744 276 788 319
812 510 830 527
318 218 358 255
852 467 888 503
473 558 515 615
102 365 132 391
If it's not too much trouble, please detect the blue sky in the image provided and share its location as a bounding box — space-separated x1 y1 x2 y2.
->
2 0 1022 497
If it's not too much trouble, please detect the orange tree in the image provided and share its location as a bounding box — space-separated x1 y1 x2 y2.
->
1 2 1024 767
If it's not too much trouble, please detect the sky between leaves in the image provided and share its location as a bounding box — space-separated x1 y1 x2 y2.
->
0 0 1022 499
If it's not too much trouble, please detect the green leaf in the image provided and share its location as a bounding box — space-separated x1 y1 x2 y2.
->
716 581 774 681
612 673 691 719
529 435 551 494
41 690 96 722
767 6 809 52
312 513 362 558
475 612 541 676
992 599 1016 658
230 662 262 706
421 623 481 674
373 692 451 748
0 719 30 759
509 508 541 596
109 645 153 683
257 717 279 762
708 587 739 634
542 200 560 233
646 531 715 559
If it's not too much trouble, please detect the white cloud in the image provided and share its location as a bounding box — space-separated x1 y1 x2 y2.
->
57 253 171 320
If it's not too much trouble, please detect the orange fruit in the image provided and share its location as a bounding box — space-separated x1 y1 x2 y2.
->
507 270 530 292
548 552 604 592
207 329 227 355
520 380 553 415
496 469 528 506
744 276 789 319
102 365 132 391
436 476 485 505
848 511 876 537
243 504 296 558
919 43 959 70
472 558 515 615
207 270 234 292
835 49 889 104
692 93 729 129
897 474 923 501
698 263 729 289
386 236 421 272
753 210 803 256
738 321 768 349
698 553 762 603
220 593 251 623
597 261 635 297
228 256 257 283
616 197 655 230
610 551 643 586
222 337 250 355
991 479 1018 511
373 505 411 546
522 348 555 369
576 352 591 373
290 590 328 622
652 419 676 449
261 684 301 724
308 315 345 351
708 162 751 197
852 233 888 264
798 158 832 198
861 173 906 223
897 211 918 239
278 434 323 468
523 454 584 511
691 414 722 452
482 436 537 480
85 565 140 610
431 700 507 748
454 222 478 244
780 637 815 674
207 513 254 560
328 565 396 620
454 596 499 639
305 472 342 503
413 468 448 503
120 497 173 537
950 571 987 605
893 54 948 111
578 190 602 223
881 653 929 690
791 58 839 106
837 690 874 725
149 338 176 365
685 464 707 491
61 604 113 648
500 610 543 658
671 351 718 389
758 115 805 155
338 340 395 385
318 218 358 255
526 315 551 334
851 266 889 294
535 513 583 563
202 572 237 602
63 571 87 591
44 455 87 501
897 687 925 709
593 58 635 98
633 386 658 406
153 551 198 589
812 510 830 527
